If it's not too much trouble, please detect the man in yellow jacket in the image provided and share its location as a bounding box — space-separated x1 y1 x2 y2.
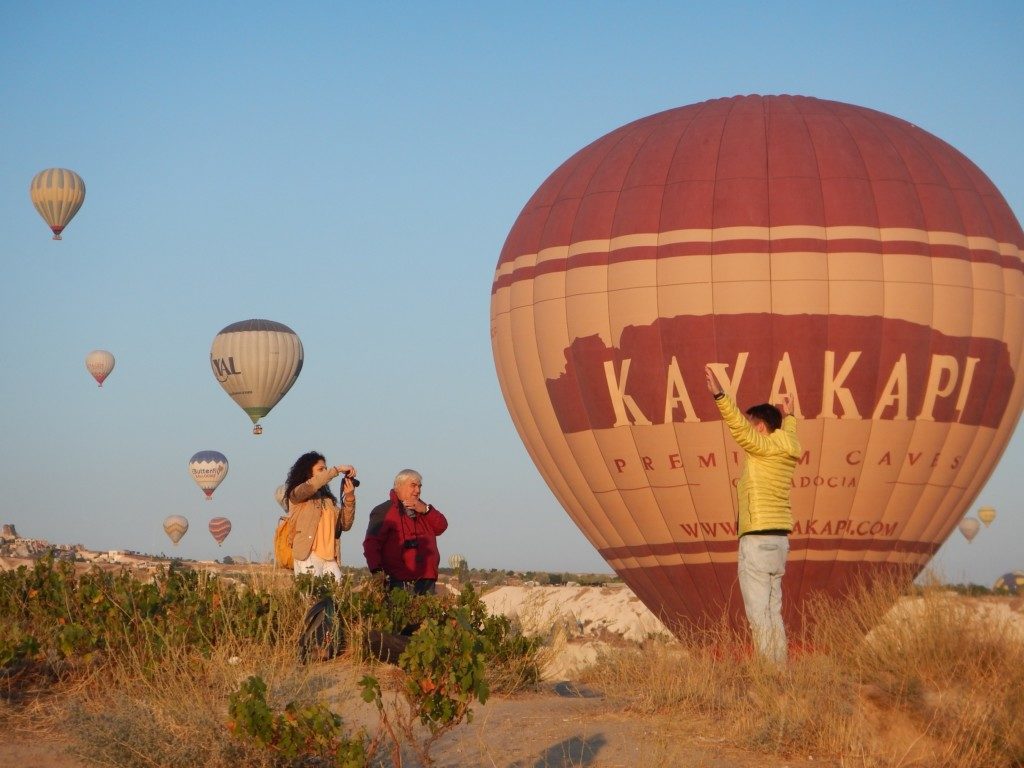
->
705 366 800 664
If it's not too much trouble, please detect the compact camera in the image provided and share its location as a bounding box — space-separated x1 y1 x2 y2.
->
342 472 360 488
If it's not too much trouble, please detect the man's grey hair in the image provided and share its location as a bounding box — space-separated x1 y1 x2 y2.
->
393 469 422 488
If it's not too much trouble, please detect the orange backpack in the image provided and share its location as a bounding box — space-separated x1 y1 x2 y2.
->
274 514 297 570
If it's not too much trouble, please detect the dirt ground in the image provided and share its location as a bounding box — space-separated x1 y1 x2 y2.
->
421 683 823 768
1 679 827 768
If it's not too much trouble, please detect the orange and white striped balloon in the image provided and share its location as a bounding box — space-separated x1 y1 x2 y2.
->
491 95 1024 634
30 168 85 240
163 515 189 545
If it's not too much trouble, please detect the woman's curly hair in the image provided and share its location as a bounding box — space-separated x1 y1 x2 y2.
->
283 451 337 508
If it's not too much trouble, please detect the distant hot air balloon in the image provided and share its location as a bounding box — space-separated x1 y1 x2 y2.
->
490 95 1024 635
958 517 981 543
448 553 467 570
274 484 288 512
993 571 1024 595
977 506 997 527
163 515 189 545
210 319 303 435
189 451 228 500
208 517 232 546
30 168 85 240
85 349 115 387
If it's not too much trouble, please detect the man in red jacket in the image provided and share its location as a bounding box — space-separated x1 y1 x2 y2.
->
363 469 449 595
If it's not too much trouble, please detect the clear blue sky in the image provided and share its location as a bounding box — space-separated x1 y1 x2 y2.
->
1 2 1021 583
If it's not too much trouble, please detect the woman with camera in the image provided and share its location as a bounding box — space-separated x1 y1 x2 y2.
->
283 451 357 582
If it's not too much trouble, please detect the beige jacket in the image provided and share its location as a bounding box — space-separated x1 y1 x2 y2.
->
288 467 356 562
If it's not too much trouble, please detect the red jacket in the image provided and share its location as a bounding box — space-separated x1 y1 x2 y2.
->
363 490 448 581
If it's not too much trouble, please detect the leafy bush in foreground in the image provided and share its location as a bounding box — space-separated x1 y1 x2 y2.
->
229 675 366 767
1 557 543 767
0 556 280 669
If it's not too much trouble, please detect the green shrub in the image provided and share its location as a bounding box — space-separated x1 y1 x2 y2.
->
228 675 366 767
1 559 544 767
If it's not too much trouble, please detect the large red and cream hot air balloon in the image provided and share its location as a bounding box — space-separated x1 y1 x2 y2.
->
490 95 1024 634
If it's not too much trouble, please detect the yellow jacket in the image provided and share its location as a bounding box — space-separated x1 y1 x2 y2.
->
715 393 800 536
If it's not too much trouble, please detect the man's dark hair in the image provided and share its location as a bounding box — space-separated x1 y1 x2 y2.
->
745 403 782 432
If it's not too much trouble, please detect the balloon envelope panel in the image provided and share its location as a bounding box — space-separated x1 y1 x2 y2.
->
490 95 1024 633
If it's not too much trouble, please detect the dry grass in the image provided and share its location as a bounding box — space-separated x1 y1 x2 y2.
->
578 576 1024 767
6 564 1024 767
59 570 319 768
3 565 363 768
3 566 535 767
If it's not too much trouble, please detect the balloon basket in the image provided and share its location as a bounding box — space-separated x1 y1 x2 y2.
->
253 425 263 435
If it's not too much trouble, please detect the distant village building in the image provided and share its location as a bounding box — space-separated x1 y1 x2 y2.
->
104 550 146 565
0 524 90 562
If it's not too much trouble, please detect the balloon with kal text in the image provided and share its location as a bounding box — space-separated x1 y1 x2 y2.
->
210 319 303 435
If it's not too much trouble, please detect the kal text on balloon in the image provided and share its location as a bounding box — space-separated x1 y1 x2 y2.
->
210 356 242 382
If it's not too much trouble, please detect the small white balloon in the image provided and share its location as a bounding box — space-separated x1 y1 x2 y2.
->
85 349 115 387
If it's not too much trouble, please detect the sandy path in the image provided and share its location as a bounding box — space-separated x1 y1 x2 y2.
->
1 737 92 768
2 684 825 768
